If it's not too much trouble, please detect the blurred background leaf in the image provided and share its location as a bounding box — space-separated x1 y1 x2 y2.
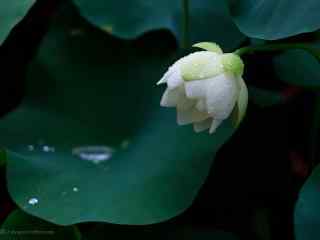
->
274 48 320 88
295 164 320 240
227 0 320 40
1 210 80 239
72 0 246 50
0 3 236 226
0 0 36 45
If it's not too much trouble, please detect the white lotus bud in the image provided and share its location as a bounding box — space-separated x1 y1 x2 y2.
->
158 42 248 134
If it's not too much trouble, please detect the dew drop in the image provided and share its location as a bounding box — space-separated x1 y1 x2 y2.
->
72 146 114 164
73 187 79 192
28 198 39 206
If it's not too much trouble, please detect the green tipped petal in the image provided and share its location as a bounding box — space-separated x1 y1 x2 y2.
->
231 77 248 128
192 42 223 54
181 53 224 81
221 53 244 76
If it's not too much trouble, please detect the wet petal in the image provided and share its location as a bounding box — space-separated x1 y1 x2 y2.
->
177 108 209 125
231 76 248 128
176 95 196 110
167 65 184 89
193 118 212 132
157 73 169 85
206 73 238 119
185 79 210 99
181 51 223 81
209 119 223 134
195 99 207 112
193 42 223 54
160 88 182 107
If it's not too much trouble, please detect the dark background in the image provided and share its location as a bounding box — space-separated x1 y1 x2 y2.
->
0 0 316 239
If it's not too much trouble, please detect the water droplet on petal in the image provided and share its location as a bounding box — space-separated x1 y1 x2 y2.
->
72 146 114 164
28 198 39 205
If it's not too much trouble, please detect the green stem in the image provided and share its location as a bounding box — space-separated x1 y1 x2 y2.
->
234 43 320 61
181 0 190 49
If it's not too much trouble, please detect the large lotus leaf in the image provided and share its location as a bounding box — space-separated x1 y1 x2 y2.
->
0 0 36 45
273 49 320 88
71 0 246 50
227 0 320 40
1 210 80 240
1 4 235 225
295 164 320 239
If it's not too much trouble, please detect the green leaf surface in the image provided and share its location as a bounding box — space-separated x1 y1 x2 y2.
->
72 0 246 50
0 0 36 45
274 49 320 88
1 4 235 226
295 164 320 239
1 210 80 240
228 0 320 40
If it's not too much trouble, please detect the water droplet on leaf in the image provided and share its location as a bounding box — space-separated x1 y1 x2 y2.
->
42 145 55 152
72 146 114 164
28 198 39 205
